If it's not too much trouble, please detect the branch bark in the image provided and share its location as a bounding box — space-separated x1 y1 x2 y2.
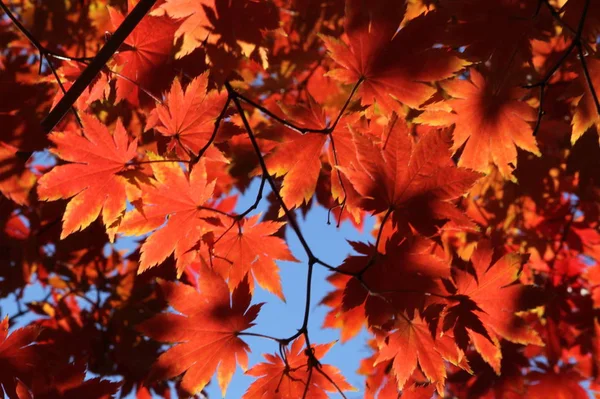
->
41 0 158 133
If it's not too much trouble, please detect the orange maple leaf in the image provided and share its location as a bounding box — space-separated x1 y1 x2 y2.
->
359 339 438 399
323 3 466 113
416 68 540 180
119 156 215 275
0 316 41 399
320 272 366 342
37 114 137 239
0 142 36 206
211 214 298 300
138 268 261 396
153 0 216 58
341 117 482 235
447 240 543 370
146 73 228 156
243 336 355 399
375 312 468 395
154 0 278 59
263 97 329 211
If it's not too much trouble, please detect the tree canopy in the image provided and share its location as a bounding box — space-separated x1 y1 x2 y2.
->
1 0 600 398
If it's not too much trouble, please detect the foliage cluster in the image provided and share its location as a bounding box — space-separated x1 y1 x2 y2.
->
1 0 600 398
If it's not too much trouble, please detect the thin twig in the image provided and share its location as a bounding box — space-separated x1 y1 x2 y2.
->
235 79 363 135
524 0 591 136
0 1 83 127
190 97 232 167
577 44 600 117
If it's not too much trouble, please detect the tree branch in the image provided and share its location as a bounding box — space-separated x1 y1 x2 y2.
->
41 0 159 132
234 79 362 135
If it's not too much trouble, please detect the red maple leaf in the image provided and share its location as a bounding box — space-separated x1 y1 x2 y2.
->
0 317 41 399
243 336 355 398
263 96 329 211
138 268 262 396
323 1 466 113
445 240 543 371
30 362 120 399
333 235 450 329
341 117 482 235
37 114 137 239
526 370 589 399
109 0 179 105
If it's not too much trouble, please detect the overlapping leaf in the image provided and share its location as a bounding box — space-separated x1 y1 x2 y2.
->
341 117 482 235
323 1 466 113
0 316 41 399
211 214 298 300
375 312 468 395
119 156 215 275
37 114 137 239
416 69 540 180
444 240 543 372
336 236 450 328
109 0 179 105
263 97 329 210
244 336 354 399
138 268 261 396
146 73 228 156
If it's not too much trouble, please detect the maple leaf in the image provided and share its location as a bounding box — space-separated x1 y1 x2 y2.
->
0 142 36 206
263 97 328 210
50 61 110 110
211 214 298 300
448 240 543 365
357 339 398 399
146 73 228 156
323 3 466 113
108 0 179 105
243 336 355 399
153 0 216 58
571 56 600 145
138 268 262 396
341 117 482 235
0 316 41 399
321 273 367 342
416 68 540 180
155 0 278 59
334 236 450 330
37 114 138 239
375 312 467 395
31 362 121 399
119 156 216 276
